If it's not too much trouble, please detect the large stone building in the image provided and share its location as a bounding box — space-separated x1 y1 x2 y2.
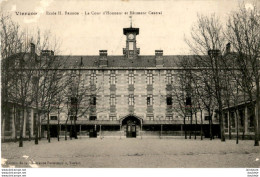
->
41 25 220 139
2 25 256 140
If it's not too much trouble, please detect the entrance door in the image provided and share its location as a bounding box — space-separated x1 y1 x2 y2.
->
50 125 58 137
89 125 97 138
126 122 136 138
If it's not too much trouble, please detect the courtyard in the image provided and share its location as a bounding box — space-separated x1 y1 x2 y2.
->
1 137 260 168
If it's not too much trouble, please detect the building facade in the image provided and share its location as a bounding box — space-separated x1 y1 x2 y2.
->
4 25 257 140
40 25 220 139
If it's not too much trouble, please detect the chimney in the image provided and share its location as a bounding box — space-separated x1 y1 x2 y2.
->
99 50 107 57
30 43 35 54
208 49 220 58
155 50 164 67
99 50 108 67
41 50 54 56
226 43 231 53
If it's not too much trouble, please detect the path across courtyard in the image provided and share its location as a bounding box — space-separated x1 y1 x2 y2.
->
1 137 260 168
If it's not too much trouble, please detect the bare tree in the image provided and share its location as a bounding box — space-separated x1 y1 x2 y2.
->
185 14 227 141
1 14 38 147
225 4 260 146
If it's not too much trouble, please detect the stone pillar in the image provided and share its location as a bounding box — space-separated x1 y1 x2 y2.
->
227 110 230 134
100 125 102 139
23 111 27 137
30 109 34 137
140 122 142 139
11 106 16 139
79 125 81 138
59 124 61 136
120 124 122 139
2 116 5 141
244 106 248 133
39 115 42 138
160 124 163 138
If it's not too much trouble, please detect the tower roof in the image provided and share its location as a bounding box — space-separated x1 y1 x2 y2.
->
123 27 139 35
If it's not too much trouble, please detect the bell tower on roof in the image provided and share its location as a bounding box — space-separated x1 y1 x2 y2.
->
123 16 140 58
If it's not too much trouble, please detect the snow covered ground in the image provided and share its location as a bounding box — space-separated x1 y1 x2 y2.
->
1 138 260 168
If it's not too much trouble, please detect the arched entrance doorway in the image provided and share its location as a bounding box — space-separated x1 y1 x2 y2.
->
120 115 142 138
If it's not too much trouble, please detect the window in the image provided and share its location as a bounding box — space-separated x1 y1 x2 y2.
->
129 42 134 50
129 94 134 105
147 116 154 120
71 97 78 107
166 116 173 120
166 96 172 105
186 97 192 106
109 116 117 120
110 71 116 85
90 71 96 85
110 95 116 106
166 71 172 84
205 116 210 121
50 116 57 120
147 72 153 85
70 97 78 114
90 96 96 105
147 94 153 105
129 73 134 84
89 116 97 121
70 116 77 121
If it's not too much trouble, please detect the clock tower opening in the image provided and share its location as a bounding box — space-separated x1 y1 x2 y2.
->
123 24 140 59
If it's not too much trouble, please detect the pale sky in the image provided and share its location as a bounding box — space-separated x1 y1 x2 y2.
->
0 0 258 55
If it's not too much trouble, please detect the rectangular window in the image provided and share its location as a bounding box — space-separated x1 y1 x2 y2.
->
129 94 134 105
147 94 153 105
91 96 96 105
70 116 77 121
90 71 96 85
110 95 116 106
166 71 172 84
110 71 116 85
71 97 78 106
109 116 117 120
186 97 192 106
166 96 172 105
50 116 58 120
205 116 210 121
129 73 134 84
147 72 153 85
147 116 154 120
166 116 173 120
129 42 134 50
89 116 97 121
70 97 78 115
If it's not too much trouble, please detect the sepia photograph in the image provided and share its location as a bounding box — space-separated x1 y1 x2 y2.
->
0 0 260 176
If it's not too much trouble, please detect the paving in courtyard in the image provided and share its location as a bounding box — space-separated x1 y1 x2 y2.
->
1 137 260 168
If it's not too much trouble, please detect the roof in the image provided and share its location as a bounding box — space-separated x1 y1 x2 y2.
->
56 55 204 68
123 27 139 35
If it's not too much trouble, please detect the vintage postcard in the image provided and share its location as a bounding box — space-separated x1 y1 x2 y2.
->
1 0 260 176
